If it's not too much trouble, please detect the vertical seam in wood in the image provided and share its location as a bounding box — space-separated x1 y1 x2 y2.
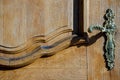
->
86 46 89 80
83 0 89 79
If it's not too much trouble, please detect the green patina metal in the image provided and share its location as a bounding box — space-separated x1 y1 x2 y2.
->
88 9 116 70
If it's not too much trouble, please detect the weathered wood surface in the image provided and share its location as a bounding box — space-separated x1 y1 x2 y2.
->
0 0 74 67
0 46 87 80
0 0 120 80
0 0 73 46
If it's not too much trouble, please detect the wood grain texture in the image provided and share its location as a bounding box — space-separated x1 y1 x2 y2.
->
0 46 87 80
0 29 74 67
87 0 120 80
0 0 120 80
0 0 88 79
0 0 74 68
0 0 73 47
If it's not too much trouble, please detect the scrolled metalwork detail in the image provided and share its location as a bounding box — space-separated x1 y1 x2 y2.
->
88 9 116 70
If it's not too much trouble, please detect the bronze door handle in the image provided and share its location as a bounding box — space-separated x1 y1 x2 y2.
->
88 9 116 70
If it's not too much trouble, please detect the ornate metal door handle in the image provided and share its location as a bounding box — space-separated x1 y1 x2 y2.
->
88 9 116 70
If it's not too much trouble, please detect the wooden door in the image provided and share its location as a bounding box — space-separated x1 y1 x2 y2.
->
0 0 120 80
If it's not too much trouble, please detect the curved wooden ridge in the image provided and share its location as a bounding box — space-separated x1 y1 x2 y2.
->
0 27 81 68
0 27 72 54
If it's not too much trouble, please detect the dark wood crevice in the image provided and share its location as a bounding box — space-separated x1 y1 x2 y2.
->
73 0 84 36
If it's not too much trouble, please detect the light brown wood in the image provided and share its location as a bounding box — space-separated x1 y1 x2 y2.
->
0 46 87 80
84 0 89 32
0 0 73 47
0 0 120 80
0 0 76 67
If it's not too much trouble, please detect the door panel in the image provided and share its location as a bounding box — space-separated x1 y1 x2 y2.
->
0 0 73 67
0 0 73 46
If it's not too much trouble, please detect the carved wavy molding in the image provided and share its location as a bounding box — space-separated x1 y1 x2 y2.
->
0 26 72 54
0 27 76 68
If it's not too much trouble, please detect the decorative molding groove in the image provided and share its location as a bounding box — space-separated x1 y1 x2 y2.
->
0 27 86 68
